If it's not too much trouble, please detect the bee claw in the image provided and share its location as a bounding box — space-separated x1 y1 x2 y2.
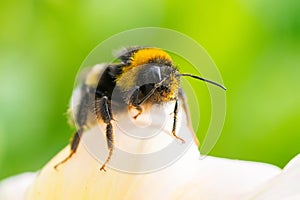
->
100 165 107 172
133 114 140 119
172 131 185 143
53 165 59 171
176 136 185 144
53 150 75 171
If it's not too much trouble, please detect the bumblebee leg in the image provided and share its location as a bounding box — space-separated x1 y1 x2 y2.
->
96 96 114 172
172 99 185 143
178 88 199 146
54 129 83 169
54 87 90 170
129 87 143 119
133 106 142 119
100 123 113 172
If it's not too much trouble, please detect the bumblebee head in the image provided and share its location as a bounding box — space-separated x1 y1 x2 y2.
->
136 63 180 102
115 46 226 104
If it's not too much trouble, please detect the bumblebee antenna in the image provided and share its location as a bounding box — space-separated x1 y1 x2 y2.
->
179 73 226 90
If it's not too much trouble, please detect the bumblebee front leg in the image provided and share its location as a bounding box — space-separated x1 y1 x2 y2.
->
129 87 143 119
172 99 185 143
96 96 114 172
179 88 199 146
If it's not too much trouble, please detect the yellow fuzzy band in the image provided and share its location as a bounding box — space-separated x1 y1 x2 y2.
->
122 48 172 74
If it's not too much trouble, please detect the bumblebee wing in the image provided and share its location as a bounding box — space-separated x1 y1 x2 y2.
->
83 64 110 88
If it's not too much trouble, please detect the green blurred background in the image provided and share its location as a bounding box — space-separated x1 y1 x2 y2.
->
1 0 300 179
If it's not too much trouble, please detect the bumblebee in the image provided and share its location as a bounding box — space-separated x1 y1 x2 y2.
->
54 46 226 171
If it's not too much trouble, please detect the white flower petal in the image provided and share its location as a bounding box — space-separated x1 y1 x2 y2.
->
243 154 300 200
23 126 283 200
25 146 276 199
2 147 299 199
0 172 36 200
1 109 299 199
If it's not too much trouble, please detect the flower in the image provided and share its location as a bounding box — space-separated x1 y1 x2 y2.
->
1 109 300 200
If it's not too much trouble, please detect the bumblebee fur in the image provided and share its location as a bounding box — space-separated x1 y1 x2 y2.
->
54 46 226 171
